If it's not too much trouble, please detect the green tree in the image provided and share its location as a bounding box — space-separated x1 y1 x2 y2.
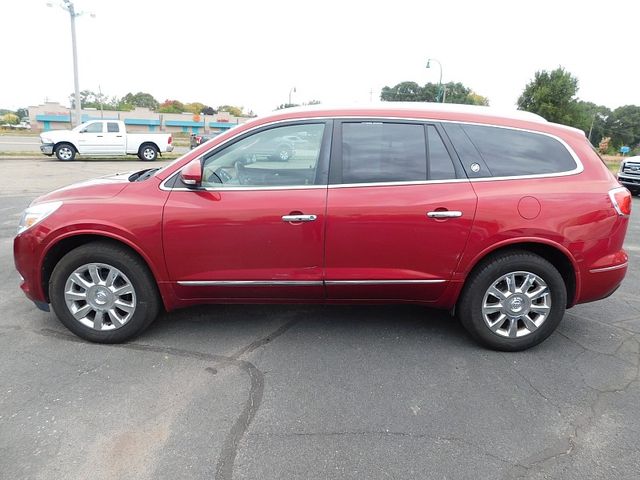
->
120 92 159 110
517 67 582 125
2 113 19 125
380 81 488 105
184 102 216 115
605 105 640 148
16 107 28 120
158 99 185 113
217 105 244 117
573 101 611 146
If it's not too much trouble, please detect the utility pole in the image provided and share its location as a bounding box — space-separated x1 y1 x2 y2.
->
48 1 95 126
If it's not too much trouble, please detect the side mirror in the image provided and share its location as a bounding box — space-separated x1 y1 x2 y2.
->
79 129 87 133
180 159 203 187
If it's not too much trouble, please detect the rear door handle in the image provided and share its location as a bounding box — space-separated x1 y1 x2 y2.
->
282 214 317 222
427 210 463 218
97 135 103 137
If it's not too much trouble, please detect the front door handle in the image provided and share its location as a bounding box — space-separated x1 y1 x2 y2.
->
282 214 317 222
427 210 463 218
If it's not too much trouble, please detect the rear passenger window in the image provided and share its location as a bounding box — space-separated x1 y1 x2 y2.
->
107 122 120 133
427 125 456 180
461 124 577 177
341 123 427 183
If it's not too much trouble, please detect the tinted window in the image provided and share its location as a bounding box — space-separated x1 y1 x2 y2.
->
427 125 456 180
107 122 120 133
341 123 427 183
441 123 488 178
462 124 577 176
83 122 103 133
201 123 325 188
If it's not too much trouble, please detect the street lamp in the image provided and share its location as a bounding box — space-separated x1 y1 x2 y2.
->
426 58 444 103
288 87 296 106
47 1 95 126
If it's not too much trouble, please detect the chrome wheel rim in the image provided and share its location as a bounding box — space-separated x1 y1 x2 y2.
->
64 263 137 331
279 149 290 160
482 271 551 338
143 147 155 160
58 147 73 160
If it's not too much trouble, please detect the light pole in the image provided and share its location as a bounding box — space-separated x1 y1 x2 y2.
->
47 1 94 126
288 87 296 106
426 58 444 103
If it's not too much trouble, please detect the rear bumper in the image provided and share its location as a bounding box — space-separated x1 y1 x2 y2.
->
166 144 174 152
40 143 54 155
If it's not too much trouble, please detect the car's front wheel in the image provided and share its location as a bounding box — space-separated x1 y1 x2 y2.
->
54 143 76 161
49 242 160 343
457 251 567 351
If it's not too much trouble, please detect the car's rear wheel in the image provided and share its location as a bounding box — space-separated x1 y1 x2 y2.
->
139 144 158 161
457 251 567 351
54 143 76 161
49 242 160 343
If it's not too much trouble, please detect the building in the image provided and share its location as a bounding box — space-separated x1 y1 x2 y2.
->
28 102 247 134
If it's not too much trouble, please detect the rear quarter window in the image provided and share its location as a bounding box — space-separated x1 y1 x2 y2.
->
460 124 577 177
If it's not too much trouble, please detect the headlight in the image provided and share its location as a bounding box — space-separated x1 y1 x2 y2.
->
618 161 625 173
17 201 63 234
41 137 52 144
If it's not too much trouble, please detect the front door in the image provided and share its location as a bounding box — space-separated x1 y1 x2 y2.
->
163 121 332 300
76 121 104 153
324 121 477 302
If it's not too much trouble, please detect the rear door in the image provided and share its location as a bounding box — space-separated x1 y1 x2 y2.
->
324 120 477 302
102 122 126 154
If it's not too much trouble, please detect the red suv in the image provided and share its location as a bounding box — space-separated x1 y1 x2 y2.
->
14 105 632 350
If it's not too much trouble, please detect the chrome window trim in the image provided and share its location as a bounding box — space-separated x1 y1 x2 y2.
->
589 263 628 274
159 115 584 192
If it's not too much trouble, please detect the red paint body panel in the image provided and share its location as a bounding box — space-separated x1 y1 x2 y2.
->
13 105 631 316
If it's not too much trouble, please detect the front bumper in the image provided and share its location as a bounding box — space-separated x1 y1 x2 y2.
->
40 143 54 155
618 174 640 191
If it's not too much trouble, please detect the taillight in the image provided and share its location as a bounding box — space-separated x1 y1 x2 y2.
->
196 136 202 143
168 135 173 144
609 187 632 216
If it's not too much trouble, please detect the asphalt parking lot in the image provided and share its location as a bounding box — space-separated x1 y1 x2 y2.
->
1 157 639 480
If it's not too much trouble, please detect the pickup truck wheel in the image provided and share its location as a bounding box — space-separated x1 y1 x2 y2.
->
49 242 160 343
139 144 158 161
55 143 76 161
457 251 566 351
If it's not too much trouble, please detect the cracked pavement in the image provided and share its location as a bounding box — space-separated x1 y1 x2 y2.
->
1 159 639 479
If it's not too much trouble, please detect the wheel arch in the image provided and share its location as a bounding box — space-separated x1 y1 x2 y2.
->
138 142 160 153
41 233 168 310
460 241 578 308
54 141 78 153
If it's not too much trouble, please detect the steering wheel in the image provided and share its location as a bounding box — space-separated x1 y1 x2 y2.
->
206 167 232 184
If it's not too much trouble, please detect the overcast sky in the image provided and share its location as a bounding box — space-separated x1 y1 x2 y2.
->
2 0 639 115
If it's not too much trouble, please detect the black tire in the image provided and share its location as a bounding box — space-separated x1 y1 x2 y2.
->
457 251 567 351
49 242 161 343
138 143 158 161
54 143 76 161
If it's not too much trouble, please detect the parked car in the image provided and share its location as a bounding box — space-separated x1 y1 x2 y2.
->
14 104 632 350
618 155 640 195
190 131 220 149
39 120 173 161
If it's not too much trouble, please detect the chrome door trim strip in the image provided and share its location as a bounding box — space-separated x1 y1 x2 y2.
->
324 279 446 285
177 280 323 287
589 263 628 274
177 279 447 287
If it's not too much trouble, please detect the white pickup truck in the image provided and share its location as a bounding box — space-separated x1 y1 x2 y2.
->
40 120 174 161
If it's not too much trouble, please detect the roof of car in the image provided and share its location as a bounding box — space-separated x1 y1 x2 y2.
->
255 102 587 138
272 102 547 123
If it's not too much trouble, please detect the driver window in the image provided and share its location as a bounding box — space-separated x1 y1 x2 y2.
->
84 122 103 133
201 123 325 188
